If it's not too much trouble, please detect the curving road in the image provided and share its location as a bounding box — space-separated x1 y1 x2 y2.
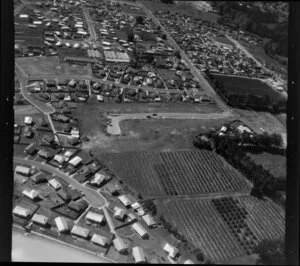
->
106 111 234 135
14 157 107 208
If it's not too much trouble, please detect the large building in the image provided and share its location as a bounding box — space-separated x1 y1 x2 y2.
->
104 51 130 63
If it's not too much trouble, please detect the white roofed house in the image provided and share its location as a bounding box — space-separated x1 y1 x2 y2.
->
132 222 149 239
114 207 126 221
53 154 65 165
163 243 179 260
31 213 49 227
184 259 195 264
48 178 62 191
142 214 156 228
68 156 82 168
22 189 39 201
71 225 90 239
90 173 106 187
132 246 146 263
13 205 30 219
24 116 33 125
113 237 127 254
15 165 31 176
91 233 108 247
55 216 69 233
118 195 132 208
85 211 105 225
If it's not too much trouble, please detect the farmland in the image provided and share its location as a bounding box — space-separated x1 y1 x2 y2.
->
247 152 286 179
97 151 251 197
157 196 285 263
212 75 284 103
16 56 89 77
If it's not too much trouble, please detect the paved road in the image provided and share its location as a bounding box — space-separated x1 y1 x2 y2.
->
107 111 234 135
82 7 97 42
139 3 231 113
14 157 107 208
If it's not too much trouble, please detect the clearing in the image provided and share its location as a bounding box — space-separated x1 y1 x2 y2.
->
16 56 90 77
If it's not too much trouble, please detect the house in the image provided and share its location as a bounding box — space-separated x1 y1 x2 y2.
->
31 214 48 226
113 238 127 254
22 189 39 201
62 124 72 133
184 259 195 264
67 136 80 146
132 223 149 239
106 183 119 196
85 211 105 225
24 116 33 125
38 149 52 159
13 205 30 218
68 200 88 213
237 125 252 134
90 173 106 187
97 95 104 102
71 225 89 239
53 154 65 165
15 165 31 176
48 178 62 190
91 233 108 247
68 156 82 167
136 208 145 216
68 79 77 87
131 202 142 210
118 195 131 208
163 243 179 259
142 214 156 228
55 216 69 233
114 207 126 221
127 213 137 223
31 174 47 184
23 126 33 138
24 143 38 155
132 246 146 263
56 114 70 123
220 126 227 133
64 149 76 161
57 189 71 202
47 79 56 87
43 134 55 145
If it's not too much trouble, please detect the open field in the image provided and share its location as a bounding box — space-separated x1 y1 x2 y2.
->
16 56 89 77
214 36 234 46
157 196 285 263
96 151 251 197
247 152 286 179
212 75 284 103
235 109 286 134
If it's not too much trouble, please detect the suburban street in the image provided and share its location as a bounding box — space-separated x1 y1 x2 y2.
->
14 157 107 208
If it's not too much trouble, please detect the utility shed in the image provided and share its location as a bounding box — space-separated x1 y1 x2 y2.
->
71 225 89 239
132 246 146 263
55 216 69 233
91 233 108 247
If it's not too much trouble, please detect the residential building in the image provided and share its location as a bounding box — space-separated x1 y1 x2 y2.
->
38 149 52 159
68 156 82 167
132 246 146 263
113 238 127 254
48 178 62 190
15 165 31 176
31 213 48 226
24 116 33 125
118 195 131 207
55 216 69 233
22 189 39 200
31 174 47 184
53 154 65 165
142 214 156 228
24 143 38 155
13 205 30 218
114 207 126 221
57 189 71 202
132 222 149 239
71 225 90 239
184 259 195 264
85 212 105 225
90 173 106 187
163 243 179 259
91 233 108 247
105 183 119 196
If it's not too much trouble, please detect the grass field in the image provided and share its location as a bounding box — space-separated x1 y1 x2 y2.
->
16 56 89 77
235 109 286 135
96 151 251 197
214 36 234 46
247 152 286 179
157 196 285 263
212 75 283 103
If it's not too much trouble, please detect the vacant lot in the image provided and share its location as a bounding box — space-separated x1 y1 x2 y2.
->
247 152 286 179
212 75 283 103
214 36 234 46
97 150 251 197
157 196 285 263
16 56 89 77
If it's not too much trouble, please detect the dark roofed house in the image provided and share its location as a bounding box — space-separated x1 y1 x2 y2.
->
24 143 38 155
57 189 71 202
106 183 119 196
63 124 72 133
47 79 57 87
68 189 82 201
23 126 33 138
56 114 70 123
43 134 55 145
68 200 88 213
31 173 48 184
58 79 68 86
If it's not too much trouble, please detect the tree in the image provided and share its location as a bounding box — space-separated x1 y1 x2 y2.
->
174 50 181 59
255 239 285 265
162 34 167 40
136 16 144 25
127 32 134 43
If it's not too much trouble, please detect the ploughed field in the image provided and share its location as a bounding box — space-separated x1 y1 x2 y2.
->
159 196 285 263
97 150 251 197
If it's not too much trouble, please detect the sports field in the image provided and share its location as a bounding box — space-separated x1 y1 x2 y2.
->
16 56 89 77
